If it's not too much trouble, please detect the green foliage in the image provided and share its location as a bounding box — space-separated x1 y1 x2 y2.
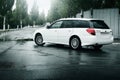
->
47 0 120 22
5 0 29 29
30 0 46 25
30 0 39 25
0 0 120 29
0 0 14 29
115 0 120 8
0 0 14 16
15 0 28 26
0 17 3 29
0 0 28 29
38 11 46 25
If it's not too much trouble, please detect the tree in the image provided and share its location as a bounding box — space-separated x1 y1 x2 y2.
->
30 0 39 26
116 0 120 9
47 0 120 22
7 10 18 29
0 0 14 29
15 0 28 28
38 11 46 25
0 0 14 16
47 0 63 22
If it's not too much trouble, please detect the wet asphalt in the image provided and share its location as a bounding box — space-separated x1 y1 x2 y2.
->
0 41 120 80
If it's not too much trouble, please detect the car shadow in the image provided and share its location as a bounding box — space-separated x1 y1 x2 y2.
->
35 43 108 56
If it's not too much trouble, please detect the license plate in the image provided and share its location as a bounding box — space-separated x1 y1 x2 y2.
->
101 32 109 34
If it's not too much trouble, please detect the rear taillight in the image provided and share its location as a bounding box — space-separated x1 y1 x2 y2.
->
86 28 96 35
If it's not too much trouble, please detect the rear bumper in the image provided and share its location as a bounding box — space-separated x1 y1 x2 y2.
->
81 36 114 46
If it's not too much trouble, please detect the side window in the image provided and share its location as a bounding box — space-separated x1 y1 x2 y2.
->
50 21 63 29
61 21 73 28
73 20 90 28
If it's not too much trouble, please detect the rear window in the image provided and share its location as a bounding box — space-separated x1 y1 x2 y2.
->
73 20 90 28
91 20 109 29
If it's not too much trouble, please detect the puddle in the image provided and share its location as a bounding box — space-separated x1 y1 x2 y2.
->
0 62 14 69
0 32 11 41
0 29 34 41
0 38 11 41
16 39 33 41
0 36 33 41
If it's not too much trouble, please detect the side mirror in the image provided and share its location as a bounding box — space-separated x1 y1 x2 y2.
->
46 22 51 29
47 25 50 29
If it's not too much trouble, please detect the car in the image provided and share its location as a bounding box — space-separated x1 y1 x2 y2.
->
33 18 114 50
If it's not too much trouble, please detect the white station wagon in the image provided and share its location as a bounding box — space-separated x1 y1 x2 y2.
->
33 18 114 50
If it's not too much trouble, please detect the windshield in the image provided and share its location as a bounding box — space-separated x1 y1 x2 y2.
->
91 20 109 29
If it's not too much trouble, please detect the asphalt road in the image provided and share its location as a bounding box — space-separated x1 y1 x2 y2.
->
0 41 120 80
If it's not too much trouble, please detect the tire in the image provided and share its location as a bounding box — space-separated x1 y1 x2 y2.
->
70 37 81 50
93 45 103 50
35 34 45 46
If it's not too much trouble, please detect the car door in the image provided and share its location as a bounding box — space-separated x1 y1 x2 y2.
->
57 20 74 44
44 21 63 43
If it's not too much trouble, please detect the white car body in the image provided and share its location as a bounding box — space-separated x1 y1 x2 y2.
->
33 18 114 49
